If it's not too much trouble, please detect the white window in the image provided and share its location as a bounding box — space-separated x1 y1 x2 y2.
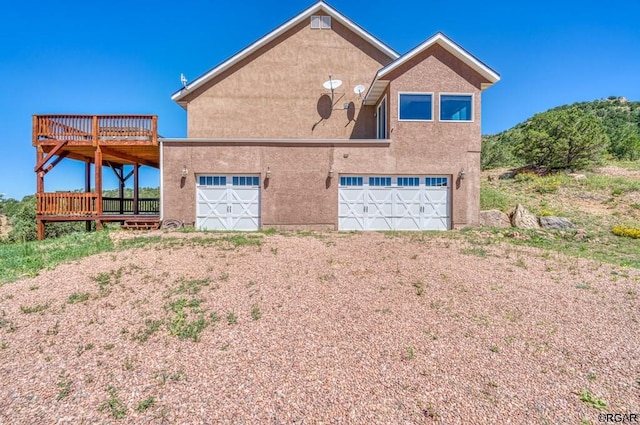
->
376 96 387 139
398 93 433 121
440 94 473 121
311 15 331 29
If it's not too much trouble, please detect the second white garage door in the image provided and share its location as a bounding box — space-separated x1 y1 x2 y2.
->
338 176 450 231
196 175 260 231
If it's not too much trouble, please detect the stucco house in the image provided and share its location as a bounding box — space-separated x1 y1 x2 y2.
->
162 1 499 231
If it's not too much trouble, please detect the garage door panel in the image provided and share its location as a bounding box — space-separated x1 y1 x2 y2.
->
367 216 394 231
231 216 260 231
339 175 450 231
196 175 260 231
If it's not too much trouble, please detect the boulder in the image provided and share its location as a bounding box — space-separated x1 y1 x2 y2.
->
539 216 575 230
479 210 511 228
510 204 540 229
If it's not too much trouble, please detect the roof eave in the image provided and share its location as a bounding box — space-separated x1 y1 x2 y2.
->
363 32 500 105
172 1 399 104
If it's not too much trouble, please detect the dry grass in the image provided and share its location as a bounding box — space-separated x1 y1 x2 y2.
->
0 231 638 424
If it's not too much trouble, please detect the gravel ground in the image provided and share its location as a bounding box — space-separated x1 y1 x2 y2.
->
0 231 638 424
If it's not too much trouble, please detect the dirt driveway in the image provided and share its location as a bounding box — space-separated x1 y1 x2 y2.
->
0 232 638 424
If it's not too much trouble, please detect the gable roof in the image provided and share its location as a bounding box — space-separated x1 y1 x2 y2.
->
171 1 400 108
363 32 501 105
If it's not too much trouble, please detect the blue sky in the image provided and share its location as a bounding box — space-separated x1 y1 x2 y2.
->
1 0 639 200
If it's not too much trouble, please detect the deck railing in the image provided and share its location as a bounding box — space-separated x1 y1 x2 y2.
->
102 197 160 215
37 193 160 216
33 115 158 144
37 192 98 215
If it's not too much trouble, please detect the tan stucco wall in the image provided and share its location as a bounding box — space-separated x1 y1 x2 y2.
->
165 22 490 229
382 44 485 227
183 15 393 139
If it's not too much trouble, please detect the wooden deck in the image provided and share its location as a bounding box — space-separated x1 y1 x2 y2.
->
33 115 160 240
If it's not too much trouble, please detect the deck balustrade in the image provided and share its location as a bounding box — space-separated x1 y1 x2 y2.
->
37 193 159 216
33 115 157 144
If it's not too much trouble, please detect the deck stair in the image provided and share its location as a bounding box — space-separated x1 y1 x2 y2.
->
121 218 161 231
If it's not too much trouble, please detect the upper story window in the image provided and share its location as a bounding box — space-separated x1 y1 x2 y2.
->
440 94 473 121
311 15 331 29
399 93 433 121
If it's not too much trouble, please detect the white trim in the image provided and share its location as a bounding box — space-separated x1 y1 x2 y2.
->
159 139 164 221
159 138 390 146
439 93 474 123
364 32 500 105
376 95 387 139
379 33 499 82
171 1 398 107
398 92 434 122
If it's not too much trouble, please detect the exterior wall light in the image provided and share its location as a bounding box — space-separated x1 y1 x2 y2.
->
458 169 466 180
328 169 334 179
266 167 271 179
181 165 188 178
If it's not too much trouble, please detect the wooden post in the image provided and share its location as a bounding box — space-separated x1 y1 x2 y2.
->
32 115 38 146
118 166 125 215
37 220 45 241
95 146 103 230
133 163 140 215
92 116 99 147
152 116 158 145
85 161 92 232
36 145 45 240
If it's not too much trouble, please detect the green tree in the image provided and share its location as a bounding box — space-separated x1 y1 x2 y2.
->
481 130 522 170
514 107 609 171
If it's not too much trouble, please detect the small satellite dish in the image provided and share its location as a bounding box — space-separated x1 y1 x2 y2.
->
323 79 342 90
354 84 365 98
180 73 188 88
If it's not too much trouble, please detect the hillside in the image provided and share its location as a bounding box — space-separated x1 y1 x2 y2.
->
482 97 640 170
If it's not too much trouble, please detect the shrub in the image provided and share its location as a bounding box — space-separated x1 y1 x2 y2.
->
611 224 640 239
532 175 563 194
514 107 609 171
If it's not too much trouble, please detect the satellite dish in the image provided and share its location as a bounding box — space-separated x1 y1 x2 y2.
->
354 84 365 95
180 73 188 88
323 79 342 90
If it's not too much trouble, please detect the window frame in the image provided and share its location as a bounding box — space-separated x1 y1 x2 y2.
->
439 93 474 122
398 92 434 122
311 15 331 29
376 95 387 139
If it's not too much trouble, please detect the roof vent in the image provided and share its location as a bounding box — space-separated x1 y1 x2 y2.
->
311 15 331 29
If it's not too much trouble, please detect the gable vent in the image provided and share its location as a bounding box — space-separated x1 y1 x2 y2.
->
311 15 331 29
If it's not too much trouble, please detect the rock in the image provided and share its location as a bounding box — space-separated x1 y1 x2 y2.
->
574 229 588 240
539 216 576 230
567 173 587 180
510 204 540 229
479 210 511 228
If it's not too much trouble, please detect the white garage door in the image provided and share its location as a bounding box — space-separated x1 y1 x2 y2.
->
196 175 260 231
338 176 449 231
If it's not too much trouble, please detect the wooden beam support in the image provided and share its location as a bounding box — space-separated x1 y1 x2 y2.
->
85 161 92 232
107 161 125 182
34 140 67 172
133 163 140 215
95 147 103 216
37 219 45 241
36 146 45 194
99 146 158 168
43 152 69 175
